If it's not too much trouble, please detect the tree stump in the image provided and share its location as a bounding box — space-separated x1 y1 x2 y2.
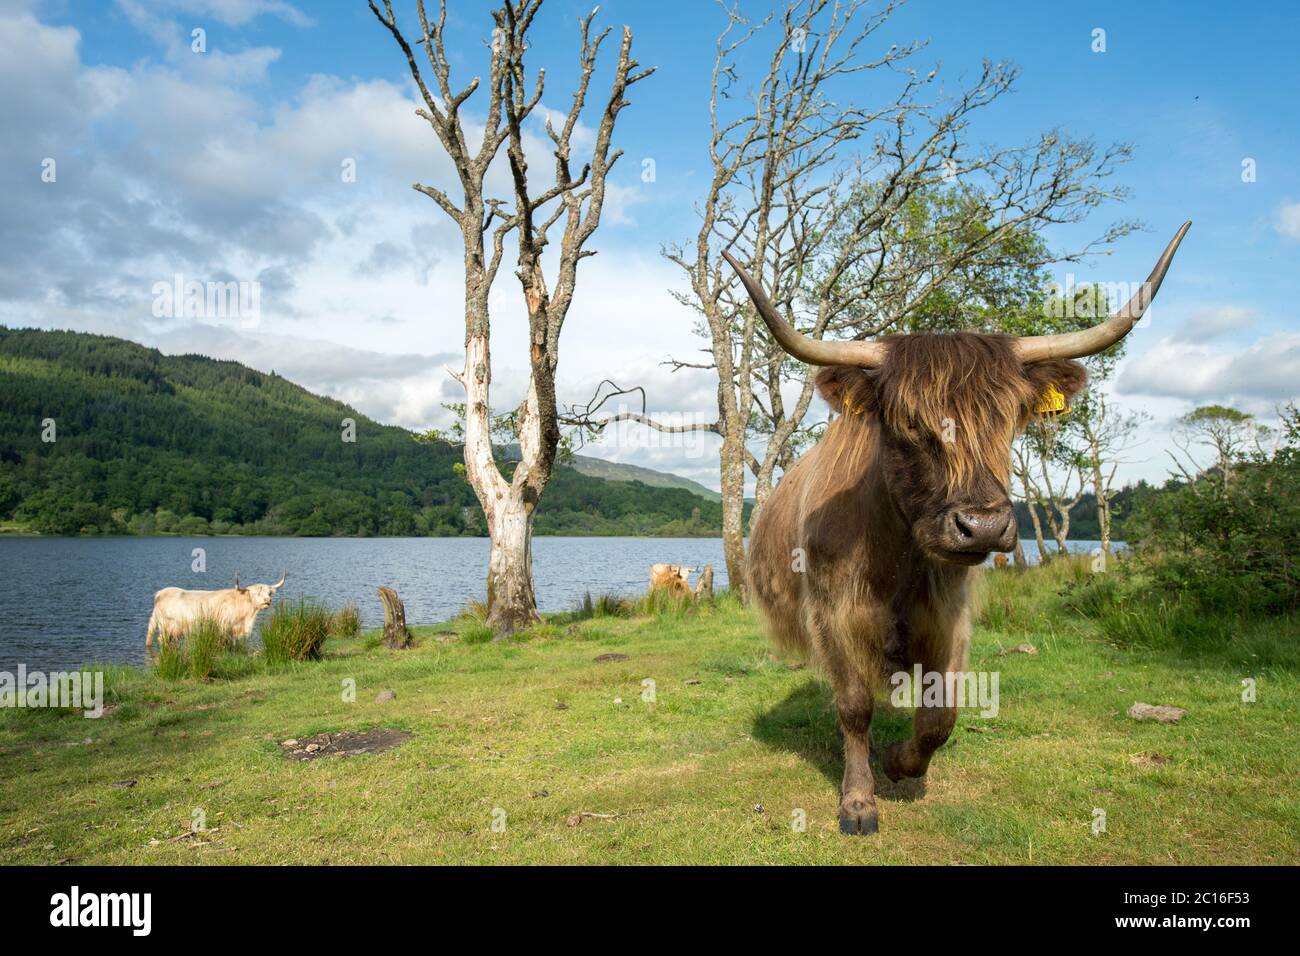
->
377 586 413 649
693 565 714 601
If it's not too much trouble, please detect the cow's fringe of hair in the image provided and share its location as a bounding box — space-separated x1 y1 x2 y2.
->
875 333 1035 490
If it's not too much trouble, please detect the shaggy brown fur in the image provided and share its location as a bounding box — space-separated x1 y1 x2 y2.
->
747 332 1086 834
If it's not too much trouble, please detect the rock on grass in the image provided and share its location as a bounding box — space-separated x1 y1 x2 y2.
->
1128 702 1187 723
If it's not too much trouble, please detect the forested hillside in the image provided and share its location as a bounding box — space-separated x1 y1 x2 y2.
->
0 328 728 537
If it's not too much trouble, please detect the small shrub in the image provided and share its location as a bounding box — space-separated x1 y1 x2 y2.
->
1124 406 1300 616
330 601 362 639
261 598 331 663
1063 571 1230 649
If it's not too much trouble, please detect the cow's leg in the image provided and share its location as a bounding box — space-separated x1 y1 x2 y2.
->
882 690 956 781
817 626 879 835
883 607 969 782
833 676 878 835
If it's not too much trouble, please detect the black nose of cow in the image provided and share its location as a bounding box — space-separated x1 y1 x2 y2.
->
943 504 1015 553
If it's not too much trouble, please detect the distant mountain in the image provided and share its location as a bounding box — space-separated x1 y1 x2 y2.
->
0 327 729 537
567 454 720 501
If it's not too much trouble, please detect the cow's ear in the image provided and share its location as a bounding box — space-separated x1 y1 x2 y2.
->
1022 359 1087 409
815 366 877 419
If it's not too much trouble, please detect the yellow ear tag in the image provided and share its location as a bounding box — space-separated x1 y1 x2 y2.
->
1035 384 1068 416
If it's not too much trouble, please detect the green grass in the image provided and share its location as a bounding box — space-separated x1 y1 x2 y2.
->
1 568 1296 865
153 615 241 682
330 602 362 641
260 598 332 665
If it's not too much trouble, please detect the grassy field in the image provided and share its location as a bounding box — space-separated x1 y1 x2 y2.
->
2 561 1296 865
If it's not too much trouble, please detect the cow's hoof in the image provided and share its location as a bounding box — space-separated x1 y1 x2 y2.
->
838 810 879 836
838 797 879 836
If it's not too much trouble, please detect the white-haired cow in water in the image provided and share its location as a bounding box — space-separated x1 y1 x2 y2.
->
146 572 286 646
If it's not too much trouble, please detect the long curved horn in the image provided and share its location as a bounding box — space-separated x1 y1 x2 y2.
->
721 250 887 368
272 570 286 589
1013 221 1191 363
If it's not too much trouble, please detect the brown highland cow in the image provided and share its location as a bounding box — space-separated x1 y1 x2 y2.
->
724 222 1189 834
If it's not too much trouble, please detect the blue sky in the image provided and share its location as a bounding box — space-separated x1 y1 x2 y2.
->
3 0 1298 490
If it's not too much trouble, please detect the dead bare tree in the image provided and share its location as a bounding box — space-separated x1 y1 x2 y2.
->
1011 434 1051 562
566 0 1136 597
1076 392 1146 554
370 0 652 635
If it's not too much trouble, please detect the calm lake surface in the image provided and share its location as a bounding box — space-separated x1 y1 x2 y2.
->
0 536 1111 671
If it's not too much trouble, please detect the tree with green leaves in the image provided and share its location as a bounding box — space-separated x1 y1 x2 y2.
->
1172 404 1271 484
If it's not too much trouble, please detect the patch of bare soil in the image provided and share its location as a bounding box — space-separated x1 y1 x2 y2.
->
1130 751 1174 768
279 729 413 761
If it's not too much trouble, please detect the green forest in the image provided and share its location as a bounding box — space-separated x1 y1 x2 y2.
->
0 327 730 537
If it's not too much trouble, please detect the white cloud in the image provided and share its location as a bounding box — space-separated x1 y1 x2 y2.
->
1179 305 1254 342
1277 201 1300 241
1118 331 1300 408
118 0 310 32
0 9 710 456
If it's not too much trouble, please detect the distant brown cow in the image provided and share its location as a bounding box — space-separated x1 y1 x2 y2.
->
992 553 1009 569
649 564 691 595
726 223 1189 835
146 572 286 646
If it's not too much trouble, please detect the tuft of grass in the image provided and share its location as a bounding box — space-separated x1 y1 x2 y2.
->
260 597 331 664
553 591 633 624
186 616 230 680
461 623 495 645
520 622 561 642
1058 563 1298 668
330 601 362 639
153 614 237 681
456 598 489 626
153 638 188 681
974 554 1098 633
634 586 695 618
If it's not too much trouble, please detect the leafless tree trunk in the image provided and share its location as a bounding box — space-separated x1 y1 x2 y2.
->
1012 437 1050 564
370 0 651 635
377 586 413 649
694 565 715 600
1038 454 1086 555
1077 393 1145 554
